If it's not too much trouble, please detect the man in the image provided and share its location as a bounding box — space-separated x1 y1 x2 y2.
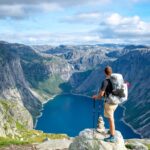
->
92 66 118 143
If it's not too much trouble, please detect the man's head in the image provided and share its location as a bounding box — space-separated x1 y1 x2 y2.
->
104 66 112 76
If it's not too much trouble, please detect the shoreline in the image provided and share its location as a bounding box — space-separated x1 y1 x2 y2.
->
120 104 142 138
34 94 57 128
34 92 141 138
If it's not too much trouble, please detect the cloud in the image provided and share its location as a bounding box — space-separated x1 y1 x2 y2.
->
0 5 26 19
0 3 62 19
62 12 102 24
130 0 149 3
97 13 150 43
0 0 110 19
0 0 110 6
0 0 149 19
1 13 150 45
0 31 103 45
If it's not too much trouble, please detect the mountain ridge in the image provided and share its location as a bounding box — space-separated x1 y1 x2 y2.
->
0 41 149 139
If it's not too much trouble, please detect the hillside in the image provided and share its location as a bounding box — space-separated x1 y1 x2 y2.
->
0 41 149 139
71 48 150 138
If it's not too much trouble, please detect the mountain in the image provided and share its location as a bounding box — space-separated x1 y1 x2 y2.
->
30 44 150 138
0 42 42 137
0 42 76 137
34 44 119 71
112 49 150 138
70 48 150 138
0 41 149 138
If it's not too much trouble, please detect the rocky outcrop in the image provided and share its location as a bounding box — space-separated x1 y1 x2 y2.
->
126 139 150 150
69 129 127 150
0 99 33 138
36 139 73 150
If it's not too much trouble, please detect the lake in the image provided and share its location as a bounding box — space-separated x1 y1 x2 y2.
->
35 94 141 139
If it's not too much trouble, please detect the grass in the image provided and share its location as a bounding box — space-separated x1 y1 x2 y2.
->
146 144 150 150
0 100 9 111
0 137 29 148
19 128 68 143
0 129 68 148
125 144 135 149
32 74 64 100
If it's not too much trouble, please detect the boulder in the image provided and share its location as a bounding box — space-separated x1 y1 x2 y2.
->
35 139 73 150
126 142 148 150
126 139 149 150
69 129 127 150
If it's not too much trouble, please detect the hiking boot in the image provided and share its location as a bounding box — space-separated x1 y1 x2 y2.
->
104 135 117 143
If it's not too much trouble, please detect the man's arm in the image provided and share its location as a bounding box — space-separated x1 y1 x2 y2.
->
92 80 108 100
98 90 105 99
92 90 105 100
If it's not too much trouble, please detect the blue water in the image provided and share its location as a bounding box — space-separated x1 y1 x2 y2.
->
35 94 141 139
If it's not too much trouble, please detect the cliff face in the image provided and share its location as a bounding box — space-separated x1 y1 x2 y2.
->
71 48 150 138
0 44 36 137
40 45 117 71
0 99 33 138
112 49 150 138
0 42 74 137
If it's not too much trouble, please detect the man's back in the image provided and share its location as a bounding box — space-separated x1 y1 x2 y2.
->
101 78 113 98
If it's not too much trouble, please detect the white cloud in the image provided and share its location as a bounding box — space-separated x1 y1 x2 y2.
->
98 13 150 43
0 31 103 45
1 13 150 45
39 3 62 12
129 0 149 3
62 12 102 24
105 13 141 26
0 0 111 6
0 0 149 19
0 0 111 19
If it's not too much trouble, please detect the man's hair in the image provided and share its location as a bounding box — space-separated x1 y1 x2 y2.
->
104 66 112 76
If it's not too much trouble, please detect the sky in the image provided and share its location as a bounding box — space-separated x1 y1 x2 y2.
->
0 0 150 45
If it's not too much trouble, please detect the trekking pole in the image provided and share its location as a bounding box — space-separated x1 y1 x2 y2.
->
92 98 96 138
98 100 101 119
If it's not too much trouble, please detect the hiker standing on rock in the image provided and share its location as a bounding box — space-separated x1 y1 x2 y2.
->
92 66 118 142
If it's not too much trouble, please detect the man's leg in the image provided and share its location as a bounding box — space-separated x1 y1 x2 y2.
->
104 103 117 142
108 117 115 136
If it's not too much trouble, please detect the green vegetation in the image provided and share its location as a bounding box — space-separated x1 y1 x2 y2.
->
125 143 150 150
125 144 135 149
146 144 150 150
0 99 68 148
32 74 64 100
0 129 68 148
0 137 29 148
19 129 68 143
21 55 66 100
37 74 63 95
0 100 9 111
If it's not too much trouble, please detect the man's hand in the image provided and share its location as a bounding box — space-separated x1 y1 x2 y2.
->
92 95 98 100
92 90 105 100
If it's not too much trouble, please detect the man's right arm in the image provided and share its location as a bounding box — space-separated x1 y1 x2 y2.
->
92 80 108 100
